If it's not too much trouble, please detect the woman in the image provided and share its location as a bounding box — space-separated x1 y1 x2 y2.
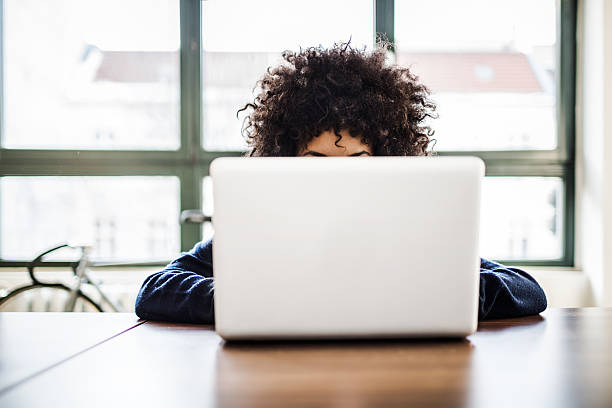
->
135 42 547 323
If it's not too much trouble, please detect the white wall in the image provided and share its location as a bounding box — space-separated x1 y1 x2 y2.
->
577 0 612 306
527 268 593 307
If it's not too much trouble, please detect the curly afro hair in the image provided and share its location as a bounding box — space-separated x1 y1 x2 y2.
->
238 41 437 157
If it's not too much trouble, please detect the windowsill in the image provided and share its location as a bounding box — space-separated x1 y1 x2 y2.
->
0 266 595 309
520 267 594 308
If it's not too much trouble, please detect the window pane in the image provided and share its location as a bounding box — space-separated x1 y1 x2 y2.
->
480 177 563 260
395 0 557 151
1 177 180 261
201 0 373 151
3 0 180 150
202 176 214 242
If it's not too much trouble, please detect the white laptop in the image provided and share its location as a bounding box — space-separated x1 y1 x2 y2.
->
210 156 484 340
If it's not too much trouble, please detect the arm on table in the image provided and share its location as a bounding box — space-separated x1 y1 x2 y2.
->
478 258 547 320
135 241 546 323
135 239 215 324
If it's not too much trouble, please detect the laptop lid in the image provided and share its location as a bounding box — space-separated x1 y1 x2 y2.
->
211 156 484 339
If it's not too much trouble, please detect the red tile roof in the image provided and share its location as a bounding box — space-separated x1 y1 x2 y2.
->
94 51 178 83
91 49 543 93
396 52 542 93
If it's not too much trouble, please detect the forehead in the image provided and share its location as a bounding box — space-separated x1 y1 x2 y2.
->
305 130 371 153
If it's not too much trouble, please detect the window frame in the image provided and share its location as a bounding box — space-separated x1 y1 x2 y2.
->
379 0 576 266
0 0 576 267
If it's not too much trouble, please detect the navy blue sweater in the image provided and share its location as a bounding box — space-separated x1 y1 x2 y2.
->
135 239 547 324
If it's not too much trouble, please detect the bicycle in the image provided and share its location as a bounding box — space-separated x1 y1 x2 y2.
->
0 244 124 312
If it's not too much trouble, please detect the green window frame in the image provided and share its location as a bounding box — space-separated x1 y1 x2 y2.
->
0 0 576 267
378 0 576 267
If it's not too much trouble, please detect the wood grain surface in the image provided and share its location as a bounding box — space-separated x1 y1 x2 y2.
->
1 309 611 408
0 312 143 395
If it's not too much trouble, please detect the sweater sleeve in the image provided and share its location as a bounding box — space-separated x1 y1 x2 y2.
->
135 239 215 324
478 258 547 320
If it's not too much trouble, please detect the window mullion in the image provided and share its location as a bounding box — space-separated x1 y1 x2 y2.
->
558 0 577 165
483 162 566 177
179 167 201 252
180 0 201 159
375 0 394 46
179 0 203 251
562 162 575 266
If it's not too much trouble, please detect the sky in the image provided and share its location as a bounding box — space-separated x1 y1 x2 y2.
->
395 0 556 52
72 0 555 53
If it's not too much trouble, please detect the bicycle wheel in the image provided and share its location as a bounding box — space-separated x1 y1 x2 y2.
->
0 283 104 312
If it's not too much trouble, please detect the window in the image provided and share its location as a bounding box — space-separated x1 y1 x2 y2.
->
0 0 184 262
0 0 576 266
395 0 558 152
201 0 373 151
391 0 576 265
3 0 180 150
0 177 179 261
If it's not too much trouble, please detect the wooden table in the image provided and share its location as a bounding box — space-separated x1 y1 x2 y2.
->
0 313 143 394
0 308 611 407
